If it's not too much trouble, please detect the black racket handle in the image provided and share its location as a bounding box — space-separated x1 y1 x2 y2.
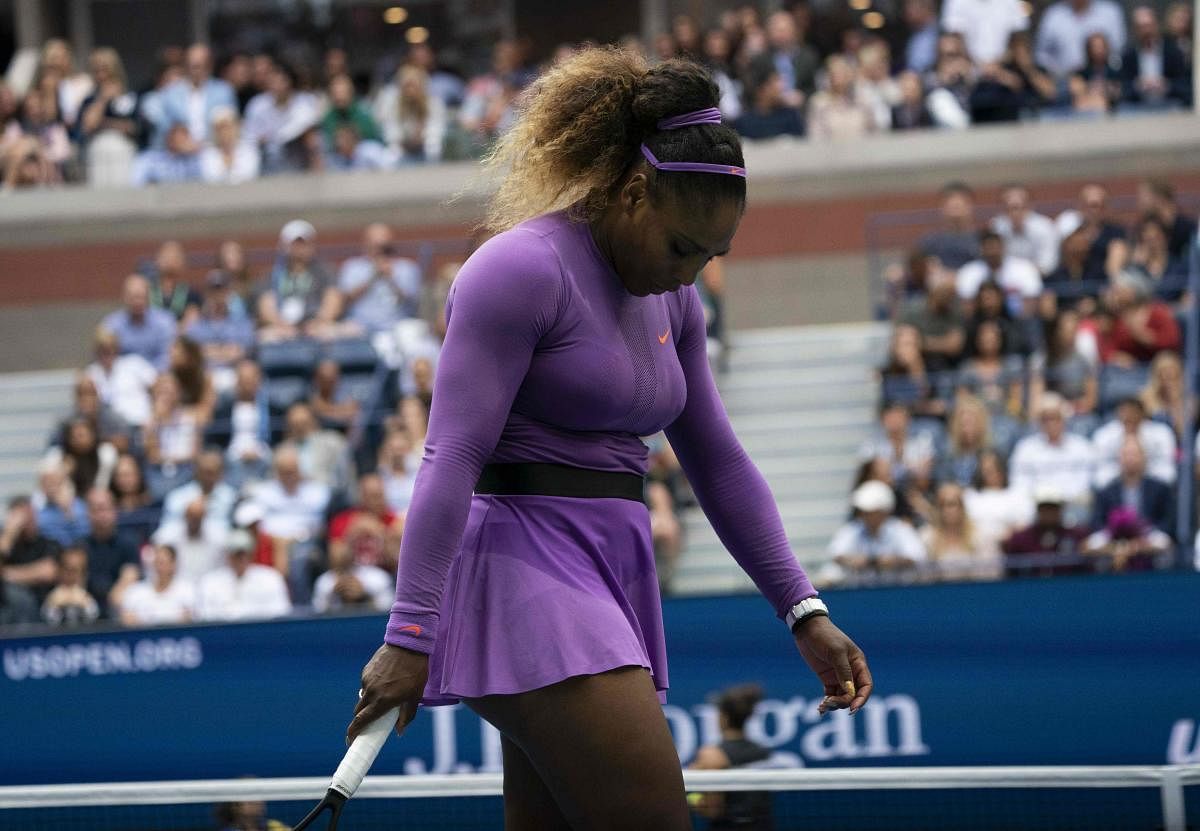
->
292 789 347 830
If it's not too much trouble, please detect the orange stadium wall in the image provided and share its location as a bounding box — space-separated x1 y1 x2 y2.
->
0 112 1197 371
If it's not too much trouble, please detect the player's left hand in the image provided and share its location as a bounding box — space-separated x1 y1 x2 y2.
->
793 615 872 716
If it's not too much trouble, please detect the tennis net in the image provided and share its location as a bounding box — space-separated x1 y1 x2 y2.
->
0 765 1196 831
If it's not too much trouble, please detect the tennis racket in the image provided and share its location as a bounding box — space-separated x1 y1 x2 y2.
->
292 706 400 830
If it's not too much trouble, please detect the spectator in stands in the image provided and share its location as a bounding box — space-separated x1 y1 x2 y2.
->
218 51 255 114
80 488 140 615
879 324 948 419
327 472 402 573
41 546 100 626
146 240 202 325
400 42 465 109
1029 308 1099 424
310 359 360 433
1140 351 1191 439
186 270 255 390
1045 228 1095 298
198 107 259 184
210 359 273 487
1060 184 1126 283
687 683 773 828
102 274 177 371
899 268 967 372
75 47 139 183
119 543 195 626
859 401 936 493
1137 179 1198 262
313 533 394 614
196 529 291 621
162 448 236 531
763 10 818 105
965 449 1035 555
856 42 901 130
86 329 155 434
807 56 878 142
903 0 941 74
1010 392 1096 514
249 446 330 599
1122 217 1185 298
942 0 1029 65
970 31 1058 123
828 481 927 585
1069 33 1122 114
957 230 1043 317
136 47 185 146
992 184 1061 276
458 40 526 151
281 402 352 492
1 135 58 190
700 28 743 121
19 74 71 174
1002 485 1092 576
35 461 89 546
1092 397 1177 486
216 240 256 317
1164 2 1193 64
1092 433 1173 534
936 393 992 485
1101 278 1181 365
44 417 117 496
921 482 1003 581
373 66 448 164
377 428 419 512
153 496 225 582
156 43 236 146
1121 6 1192 109
109 452 159 545
55 372 129 453
168 336 216 426
1036 0 1127 81
925 33 976 129
731 62 804 139
321 73 382 147
131 121 203 186
39 38 94 127
256 220 344 343
143 373 202 497
324 122 394 171
957 321 1025 421
338 222 422 335
242 62 321 174
919 182 979 269
0 565 38 626
890 71 934 130
967 280 1030 358
0 495 60 600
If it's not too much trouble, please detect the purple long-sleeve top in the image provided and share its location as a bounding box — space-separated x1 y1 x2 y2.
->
385 212 816 652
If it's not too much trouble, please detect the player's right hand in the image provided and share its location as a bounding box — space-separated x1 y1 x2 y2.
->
346 643 429 744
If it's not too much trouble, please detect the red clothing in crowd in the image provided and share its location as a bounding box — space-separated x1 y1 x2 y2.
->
329 507 398 568
1105 302 1180 363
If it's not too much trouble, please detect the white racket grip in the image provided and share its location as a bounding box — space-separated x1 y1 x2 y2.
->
329 707 400 798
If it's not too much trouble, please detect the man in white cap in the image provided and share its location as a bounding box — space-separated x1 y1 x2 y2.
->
827 481 926 585
256 219 345 343
195 528 292 621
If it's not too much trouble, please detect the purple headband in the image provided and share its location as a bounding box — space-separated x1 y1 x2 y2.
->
639 107 747 178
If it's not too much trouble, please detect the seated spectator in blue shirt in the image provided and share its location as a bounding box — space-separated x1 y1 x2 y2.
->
162 448 237 534
1120 6 1192 108
1092 434 1173 536
337 223 422 335
145 240 202 325
919 182 980 270
35 463 90 547
324 123 396 172
80 488 141 616
186 270 256 387
903 0 940 74
131 121 203 187
154 43 237 147
1035 0 1127 81
826 481 928 587
732 62 804 140
102 273 177 370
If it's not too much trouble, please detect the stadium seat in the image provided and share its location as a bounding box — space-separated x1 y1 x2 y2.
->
1097 364 1151 416
258 339 322 378
265 376 310 412
339 373 380 406
325 338 379 373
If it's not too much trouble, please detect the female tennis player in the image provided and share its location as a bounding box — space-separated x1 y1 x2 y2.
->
348 47 873 830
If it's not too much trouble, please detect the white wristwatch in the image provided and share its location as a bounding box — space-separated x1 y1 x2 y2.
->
785 597 829 631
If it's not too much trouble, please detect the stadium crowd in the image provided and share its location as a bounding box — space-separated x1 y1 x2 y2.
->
826 175 1198 587
0 0 1194 190
0 219 725 631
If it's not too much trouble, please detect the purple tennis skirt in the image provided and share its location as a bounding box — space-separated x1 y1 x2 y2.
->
421 493 668 706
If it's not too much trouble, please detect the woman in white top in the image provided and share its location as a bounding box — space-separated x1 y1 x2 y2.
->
964 449 1034 554
120 544 196 626
373 65 447 163
143 374 201 496
199 106 260 184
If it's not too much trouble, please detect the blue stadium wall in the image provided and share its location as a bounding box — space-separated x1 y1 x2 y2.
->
2 571 1198 786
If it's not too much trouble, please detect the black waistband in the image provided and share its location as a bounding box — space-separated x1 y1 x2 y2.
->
475 463 645 502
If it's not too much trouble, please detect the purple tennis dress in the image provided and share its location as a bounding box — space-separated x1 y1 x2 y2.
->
384 211 816 705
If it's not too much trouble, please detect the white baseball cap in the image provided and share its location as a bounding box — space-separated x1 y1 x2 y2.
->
279 219 316 246
1033 485 1067 506
851 481 895 514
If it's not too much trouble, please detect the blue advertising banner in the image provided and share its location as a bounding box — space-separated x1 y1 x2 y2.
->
2 572 1199 786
